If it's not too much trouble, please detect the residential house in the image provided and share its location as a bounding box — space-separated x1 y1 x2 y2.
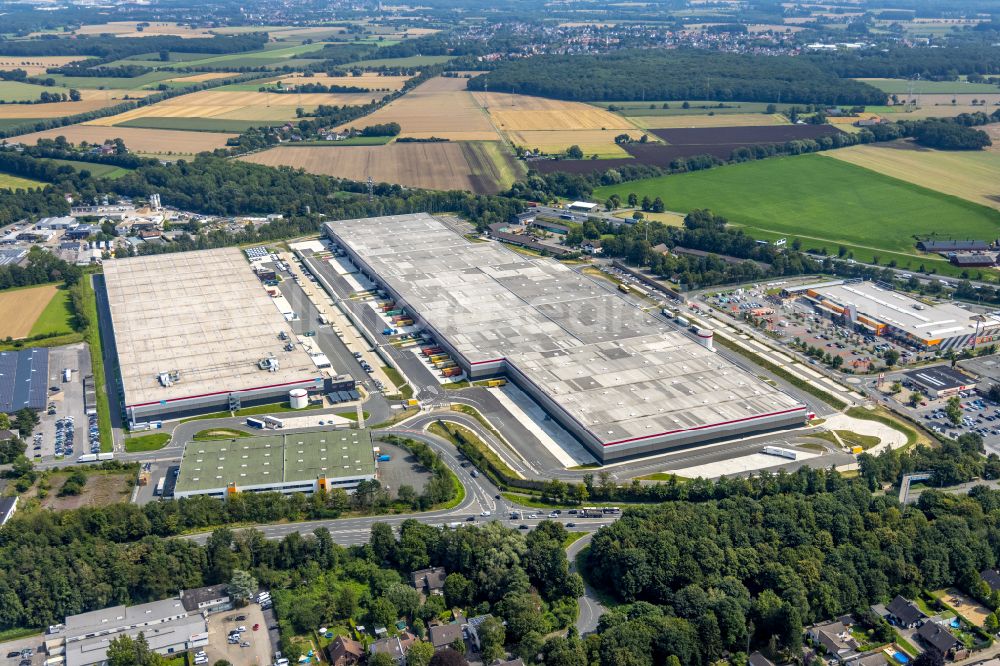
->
429 623 464 651
411 567 447 596
806 619 861 663
582 239 603 255
917 620 961 659
466 615 493 651
981 568 1000 593
325 636 364 666
886 596 925 629
369 632 417 665
748 652 776 666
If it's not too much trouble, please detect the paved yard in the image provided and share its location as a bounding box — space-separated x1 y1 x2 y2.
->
205 605 272 666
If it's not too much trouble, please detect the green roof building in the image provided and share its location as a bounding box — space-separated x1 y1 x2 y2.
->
174 429 376 499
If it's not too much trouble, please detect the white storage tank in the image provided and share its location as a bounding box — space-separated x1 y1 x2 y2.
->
289 388 309 409
695 328 714 351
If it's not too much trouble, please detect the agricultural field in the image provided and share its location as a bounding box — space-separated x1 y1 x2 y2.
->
593 154 1000 265
873 94 1000 119
592 100 795 116
40 158 132 179
858 78 1000 95
507 129 644 158
0 91 150 119
275 72 412 91
826 142 1000 211
335 76 497 140
117 117 276 132
174 42 330 69
532 123 841 174
0 284 61 339
28 287 74 337
241 141 522 193
0 56 89 76
87 89 376 127
0 172 46 190
55 21 216 38
0 81 71 102
17 124 236 154
629 113 789 129
344 54 453 68
165 72 233 84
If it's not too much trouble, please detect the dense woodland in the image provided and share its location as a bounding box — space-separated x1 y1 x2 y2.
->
585 483 1000 664
0 33 267 60
806 45 1000 79
468 50 888 105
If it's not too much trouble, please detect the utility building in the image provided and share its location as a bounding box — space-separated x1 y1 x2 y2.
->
325 214 805 463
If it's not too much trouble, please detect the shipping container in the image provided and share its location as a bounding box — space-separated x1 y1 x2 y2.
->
97 452 113 461
77 453 97 463
617 283 630 293
487 379 507 387
395 319 413 327
435 360 457 369
851 446 863 455
421 346 442 356
429 354 449 363
247 417 266 429
442 367 462 377
386 309 404 317
154 477 165 496
377 454 391 462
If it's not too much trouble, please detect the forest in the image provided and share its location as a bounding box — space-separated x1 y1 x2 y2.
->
467 50 888 105
585 482 1000 664
0 33 267 59
807 45 1000 79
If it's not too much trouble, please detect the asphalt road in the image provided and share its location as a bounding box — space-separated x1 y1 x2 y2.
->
566 532 607 635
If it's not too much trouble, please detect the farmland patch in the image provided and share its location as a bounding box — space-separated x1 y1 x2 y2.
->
335 76 498 141
593 154 1000 260
630 113 790 129
18 124 236 154
240 141 516 193
0 284 59 339
276 72 412 91
826 141 1000 210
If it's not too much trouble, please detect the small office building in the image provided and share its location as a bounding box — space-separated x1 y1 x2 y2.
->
904 365 977 399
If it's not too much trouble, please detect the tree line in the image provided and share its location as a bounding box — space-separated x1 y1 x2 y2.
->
0 32 267 60
584 479 1000 664
467 49 889 105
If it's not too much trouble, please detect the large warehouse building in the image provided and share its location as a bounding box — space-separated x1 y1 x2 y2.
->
102 248 323 423
173 429 377 499
325 213 806 463
0 348 48 413
788 279 1000 351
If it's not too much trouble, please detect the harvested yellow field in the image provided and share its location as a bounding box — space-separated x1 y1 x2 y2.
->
507 129 645 157
826 112 882 125
88 89 377 126
335 76 498 141
277 72 412 91
747 23 804 33
883 94 1000 119
241 142 511 193
69 21 214 38
18 125 236 154
0 56 87 76
630 113 790 129
472 91 635 131
0 284 57 339
825 142 1000 210
0 89 152 119
166 73 232 83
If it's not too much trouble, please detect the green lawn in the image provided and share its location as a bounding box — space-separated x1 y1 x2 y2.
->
118 117 277 133
193 428 251 441
124 432 170 452
28 287 74 337
41 158 131 179
178 43 330 69
858 77 1000 94
594 154 1000 261
0 81 64 102
294 135 395 146
0 172 46 190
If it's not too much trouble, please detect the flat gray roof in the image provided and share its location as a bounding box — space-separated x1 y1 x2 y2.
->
175 429 375 493
326 214 801 446
806 280 1000 343
103 248 320 408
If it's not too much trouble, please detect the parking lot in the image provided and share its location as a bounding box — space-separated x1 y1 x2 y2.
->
30 343 93 463
911 392 1000 447
203 604 272 666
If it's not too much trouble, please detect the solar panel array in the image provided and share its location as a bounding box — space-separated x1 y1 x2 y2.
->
0 348 49 413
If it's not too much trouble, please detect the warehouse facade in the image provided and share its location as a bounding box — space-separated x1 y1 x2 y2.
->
173 430 377 499
325 214 806 463
101 248 323 423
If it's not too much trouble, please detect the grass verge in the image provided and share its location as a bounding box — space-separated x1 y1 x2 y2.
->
370 407 419 429
124 432 170 452
563 531 587 548
85 275 114 453
180 401 321 423
845 405 929 449
714 334 848 410
431 420 520 480
193 428 251 441
0 627 40 643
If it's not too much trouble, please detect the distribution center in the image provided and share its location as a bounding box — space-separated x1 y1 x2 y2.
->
325 213 806 463
102 248 323 423
787 279 1000 351
173 429 377 498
